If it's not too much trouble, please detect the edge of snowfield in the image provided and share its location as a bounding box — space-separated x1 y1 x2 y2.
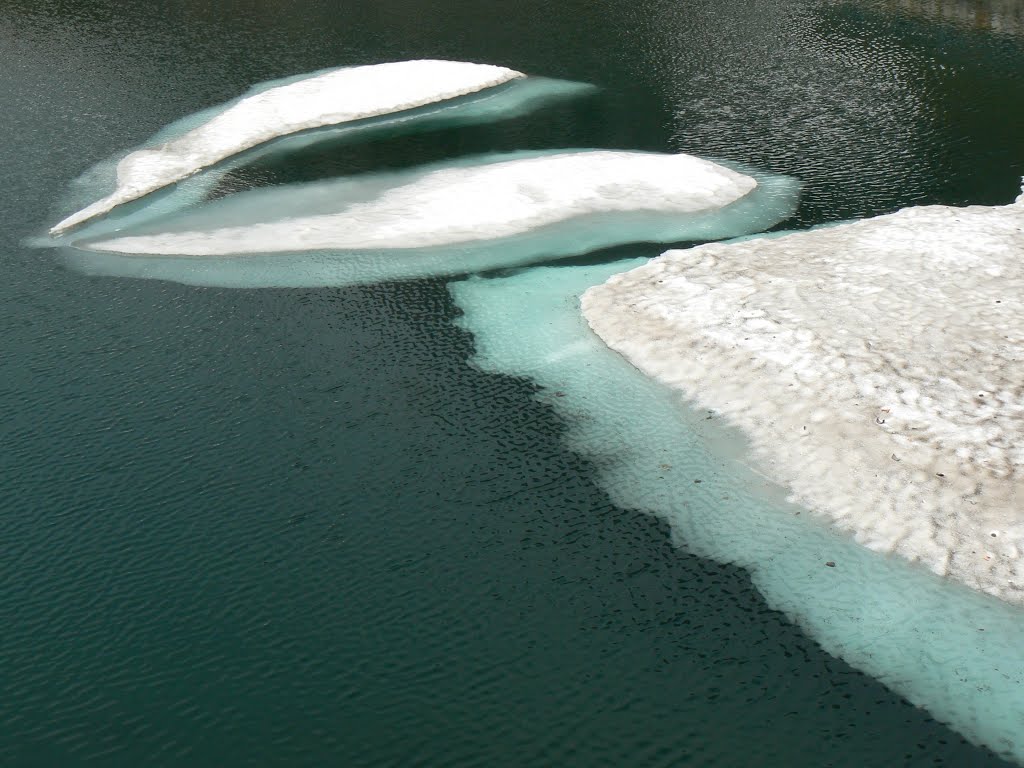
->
582 188 1024 604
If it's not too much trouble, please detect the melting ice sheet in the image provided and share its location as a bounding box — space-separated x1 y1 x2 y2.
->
59 152 798 288
450 259 1024 764
50 60 532 235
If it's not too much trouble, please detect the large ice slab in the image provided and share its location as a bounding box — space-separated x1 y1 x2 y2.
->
62 151 799 288
49 60 525 234
451 258 1024 764
583 191 1024 604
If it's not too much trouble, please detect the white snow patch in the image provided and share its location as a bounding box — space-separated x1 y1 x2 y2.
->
582 194 1024 604
60 151 798 288
82 151 758 255
49 60 524 234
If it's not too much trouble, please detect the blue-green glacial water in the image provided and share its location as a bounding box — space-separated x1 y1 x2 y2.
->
3 0 1024 765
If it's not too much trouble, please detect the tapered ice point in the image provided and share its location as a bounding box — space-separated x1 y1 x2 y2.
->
62 151 799 288
583 194 1024 604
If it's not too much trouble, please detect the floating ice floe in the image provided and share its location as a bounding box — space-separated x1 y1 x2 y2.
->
451 256 1024 764
583 190 1024 604
48 72 595 245
50 60 530 235
62 151 799 288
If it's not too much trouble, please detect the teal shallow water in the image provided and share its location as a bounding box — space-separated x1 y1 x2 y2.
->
2 0 1024 765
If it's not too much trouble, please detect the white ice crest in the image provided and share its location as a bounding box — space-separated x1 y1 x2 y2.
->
50 60 525 234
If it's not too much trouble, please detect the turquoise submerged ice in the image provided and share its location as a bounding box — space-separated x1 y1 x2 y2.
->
584 193 1024 604
63 151 798 288
49 60 531 234
450 258 1024 764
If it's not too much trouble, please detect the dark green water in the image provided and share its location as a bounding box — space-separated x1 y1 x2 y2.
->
3 0 1023 765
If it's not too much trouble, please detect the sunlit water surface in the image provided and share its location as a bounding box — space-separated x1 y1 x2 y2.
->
2 0 1023 765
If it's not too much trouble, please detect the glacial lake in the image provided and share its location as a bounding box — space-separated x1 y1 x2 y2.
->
2 0 1023 765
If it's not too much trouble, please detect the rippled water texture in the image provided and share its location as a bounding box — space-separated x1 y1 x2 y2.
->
2 0 1023 765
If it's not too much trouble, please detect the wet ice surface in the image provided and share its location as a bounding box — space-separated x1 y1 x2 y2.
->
49 60 524 234
583 192 1024 604
61 152 799 288
452 258 1024 763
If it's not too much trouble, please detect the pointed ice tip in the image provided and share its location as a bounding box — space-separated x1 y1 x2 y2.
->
1017 177 1024 205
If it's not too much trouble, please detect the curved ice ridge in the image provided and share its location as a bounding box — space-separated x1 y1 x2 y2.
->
82 151 757 255
59 153 797 288
583 193 1024 603
50 60 524 234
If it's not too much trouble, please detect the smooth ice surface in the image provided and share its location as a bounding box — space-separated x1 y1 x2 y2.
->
450 260 1024 763
583 193 1024 604
49 60 524 234
63 152 799 288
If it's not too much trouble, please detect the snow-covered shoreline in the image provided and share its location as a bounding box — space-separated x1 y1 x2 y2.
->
49 60 524 234
583 191 1024 603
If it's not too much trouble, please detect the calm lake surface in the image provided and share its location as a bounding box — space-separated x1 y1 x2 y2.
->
3 0 1024 765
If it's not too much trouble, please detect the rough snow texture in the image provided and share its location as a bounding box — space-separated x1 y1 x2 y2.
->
583 193 1024 603
50 60 523 234
85 151 757 255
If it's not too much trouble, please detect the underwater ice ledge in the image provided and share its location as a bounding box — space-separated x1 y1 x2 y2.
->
49 60 542 235
59 151 800 288
450 256 1024 764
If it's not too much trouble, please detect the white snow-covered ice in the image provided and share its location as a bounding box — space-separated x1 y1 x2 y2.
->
62 151 799 288
451 256 1024 764
85 150 758 253
49 60 525 234
46 74 595 246
583 189 1024 604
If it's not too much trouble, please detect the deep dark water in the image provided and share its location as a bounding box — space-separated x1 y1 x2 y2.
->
5 276 1011 767
2 0 1023 765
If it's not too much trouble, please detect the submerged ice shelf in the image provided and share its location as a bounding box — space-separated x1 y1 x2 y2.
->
451 259 1024 764
63 151 799 288
583 191 1024 604
50 60 525 234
